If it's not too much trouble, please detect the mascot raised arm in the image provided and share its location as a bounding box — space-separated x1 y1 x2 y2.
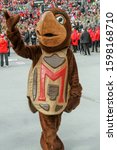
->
4 8 82 150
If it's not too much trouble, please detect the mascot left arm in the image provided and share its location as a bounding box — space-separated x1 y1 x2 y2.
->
4 10 41 60
65 49 82 112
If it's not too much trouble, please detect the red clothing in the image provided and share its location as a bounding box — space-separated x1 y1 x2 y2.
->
77 32 81 41
71 29 78 46
95 29 100 41
37 10 40 17
0 38 8 53
0 4 2 10
87 0 91 2
90 31 96 42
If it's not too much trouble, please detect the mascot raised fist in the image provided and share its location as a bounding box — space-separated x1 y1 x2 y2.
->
4 8 82 150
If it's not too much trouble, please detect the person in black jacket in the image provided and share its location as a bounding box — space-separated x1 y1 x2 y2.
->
80 27 91 55
24 28 30 45
30 28 37 45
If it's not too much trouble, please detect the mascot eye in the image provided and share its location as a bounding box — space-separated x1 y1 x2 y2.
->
56 16 65 25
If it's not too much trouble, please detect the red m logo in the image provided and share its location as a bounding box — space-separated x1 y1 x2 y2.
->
38 63 67 103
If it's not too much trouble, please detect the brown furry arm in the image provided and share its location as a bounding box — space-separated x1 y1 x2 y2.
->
65 49 82 113
4 10 41 60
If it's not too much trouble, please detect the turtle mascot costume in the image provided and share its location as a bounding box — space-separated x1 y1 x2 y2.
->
4 8 82 150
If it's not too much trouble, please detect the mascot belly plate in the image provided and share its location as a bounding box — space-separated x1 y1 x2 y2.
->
27 49 70 115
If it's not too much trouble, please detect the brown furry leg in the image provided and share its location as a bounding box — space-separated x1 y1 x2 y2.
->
40 133 48 150
39 112 64 150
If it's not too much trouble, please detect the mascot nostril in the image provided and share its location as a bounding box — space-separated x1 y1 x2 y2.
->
4 7 82 150
36 30 40 35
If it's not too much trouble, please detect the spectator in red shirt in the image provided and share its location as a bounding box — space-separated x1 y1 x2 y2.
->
0 34 9 67
71 28 79 53
95 26 100 48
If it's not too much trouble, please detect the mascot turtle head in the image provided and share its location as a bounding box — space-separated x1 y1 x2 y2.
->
36 8 71 52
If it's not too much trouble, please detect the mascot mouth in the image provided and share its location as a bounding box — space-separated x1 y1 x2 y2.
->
44 33 57 37
37 31 57 38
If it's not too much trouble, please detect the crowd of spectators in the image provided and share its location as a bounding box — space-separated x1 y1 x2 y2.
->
0 0 100 55
0 0 100 33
